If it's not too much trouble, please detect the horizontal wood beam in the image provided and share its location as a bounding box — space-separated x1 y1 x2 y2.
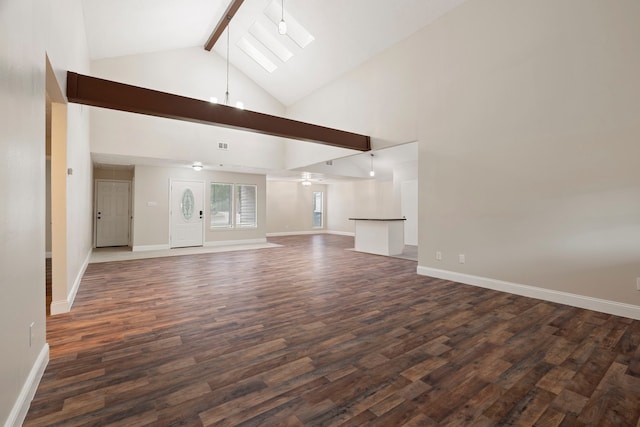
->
204 0 245 51
66 72 371 151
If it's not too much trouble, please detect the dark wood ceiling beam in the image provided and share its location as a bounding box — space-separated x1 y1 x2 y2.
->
66 72 371 151
204 0 245 51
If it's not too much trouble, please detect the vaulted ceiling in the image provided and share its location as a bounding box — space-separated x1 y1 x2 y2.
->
82 0 468 180
81 0 468 106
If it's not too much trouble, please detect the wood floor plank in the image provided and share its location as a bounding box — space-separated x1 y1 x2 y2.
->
28 234 640 426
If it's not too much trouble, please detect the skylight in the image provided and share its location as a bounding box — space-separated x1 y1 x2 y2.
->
237 36 278 73
236 0 315 73
249 21 293 63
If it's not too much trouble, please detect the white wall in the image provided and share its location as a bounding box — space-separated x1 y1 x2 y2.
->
133 165 267 249
47 0 93 314
394 160 418 246
0 0 92 423
288 0 640 315
287 37 420 150
90 47 288 171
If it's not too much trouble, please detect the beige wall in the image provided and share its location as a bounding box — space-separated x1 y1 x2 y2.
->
94 166 134 181
0 0 47 423
416 0 640 306
267 180 396 236
288 0 640 312
133 165 267 248
266 181 327 234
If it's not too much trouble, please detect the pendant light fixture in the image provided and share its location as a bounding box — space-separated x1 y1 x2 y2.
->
224 18 231 105
278 0 287 35
210 17 244 109
369 153 375 177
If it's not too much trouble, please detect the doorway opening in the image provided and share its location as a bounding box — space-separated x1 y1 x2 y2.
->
95 180 131 247
45 55 68 316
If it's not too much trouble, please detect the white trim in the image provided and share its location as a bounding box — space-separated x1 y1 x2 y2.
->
132 244 171 252
45 251 52 259
67 249 91 311
266 230 355 237
416 266 640 320
49 300 68 315
5 344 49 427
50 248 91 315
266 231 325 237
204 238 267 247
326 230 355 237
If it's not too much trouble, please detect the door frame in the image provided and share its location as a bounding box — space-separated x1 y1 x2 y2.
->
169 179 205 248
94 179 132 248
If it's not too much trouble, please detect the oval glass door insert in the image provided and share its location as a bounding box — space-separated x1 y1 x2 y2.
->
182 188 195 220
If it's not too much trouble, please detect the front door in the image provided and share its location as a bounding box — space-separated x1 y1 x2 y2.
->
96 180 130 247
170 180 204 248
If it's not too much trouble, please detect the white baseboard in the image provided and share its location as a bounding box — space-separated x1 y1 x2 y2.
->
67 249 91 312
5 343 49 427
266 230 354 237
326 230 355 237
132 244 171 252
50 249 91 315
204 238 267 247
417 266 640 320
49 300 68 315
266 231 322 237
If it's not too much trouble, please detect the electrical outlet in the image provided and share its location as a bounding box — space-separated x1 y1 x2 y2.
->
29 322 34 347
459 254 465 264
436 251 442 261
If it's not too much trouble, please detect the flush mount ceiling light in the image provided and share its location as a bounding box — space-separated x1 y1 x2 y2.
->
192 162 203 171
301 180 312 186
369 153 375 177
278 0 287 35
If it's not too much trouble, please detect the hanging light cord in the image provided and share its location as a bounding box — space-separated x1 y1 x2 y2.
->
225 16 230 105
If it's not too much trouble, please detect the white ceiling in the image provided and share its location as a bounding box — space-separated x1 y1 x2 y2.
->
82 0 463 180
81 0 468 106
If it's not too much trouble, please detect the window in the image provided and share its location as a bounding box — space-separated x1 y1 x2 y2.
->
313 191 323 228
210 183 232 228
210 183 258 229
236 184 257 228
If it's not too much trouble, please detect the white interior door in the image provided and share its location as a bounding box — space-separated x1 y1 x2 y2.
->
401 180 418 246
96 180 130 247
170 180 204 248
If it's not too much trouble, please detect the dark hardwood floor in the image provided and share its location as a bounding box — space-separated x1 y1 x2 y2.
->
26 235 640 426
